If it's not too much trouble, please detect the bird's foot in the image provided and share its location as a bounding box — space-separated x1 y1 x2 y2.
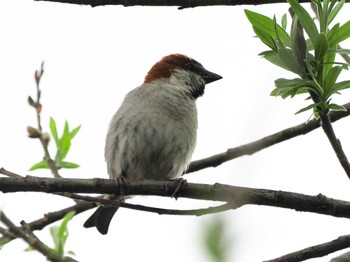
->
171 178 187 199
114 175 128 200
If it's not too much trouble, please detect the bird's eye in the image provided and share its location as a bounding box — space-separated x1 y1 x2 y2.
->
185 63 196 71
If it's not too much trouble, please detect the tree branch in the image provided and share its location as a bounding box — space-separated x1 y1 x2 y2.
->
65 192 236 215
33 0 350 8
331 250 350 261
2 176 350 220
0 211 76 262
188 102 350 173
28 62 61 178
0 201 94 246
265 234 350 262
319 112 350 179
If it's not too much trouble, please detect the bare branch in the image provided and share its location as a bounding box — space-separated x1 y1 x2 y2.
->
0 167 22 178
188 102 350 173
33 0 350 8
2 176 350 220
331 250 350 261
0 211 76 262
28 62 61 178
319 113 350 179
265 234 350 262
0 201 94 246
65 192 236 215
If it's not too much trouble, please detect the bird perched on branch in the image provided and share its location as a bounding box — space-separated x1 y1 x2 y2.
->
84 54 222 234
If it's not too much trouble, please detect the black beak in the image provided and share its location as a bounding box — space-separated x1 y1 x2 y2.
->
200 68 223 84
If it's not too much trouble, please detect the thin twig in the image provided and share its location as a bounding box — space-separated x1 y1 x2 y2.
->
339 45 350 65
0 226 16 239
319 113 350 179
33 0 350 8
265 234 350 262
64 192 237 216
308 2 350 180
0 167 22 178
0 201 94 246
30 62 61 178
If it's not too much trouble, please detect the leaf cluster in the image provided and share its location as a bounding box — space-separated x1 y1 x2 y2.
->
245 0 350 116
29 118 81 171
24 211 75 258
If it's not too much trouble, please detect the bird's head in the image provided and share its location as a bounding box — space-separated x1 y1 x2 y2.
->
144 54 222 99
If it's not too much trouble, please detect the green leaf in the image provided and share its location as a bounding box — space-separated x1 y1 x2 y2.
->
60 162 80 169
245 10 291 47
319 0 328 33
202 217 231 262
24 246 34 252
281 14 287 30
313 107 320 119
328 48 350 55
272 78 311 98
58 121 71 159
29 160 49 171
295 103 317 114
50 211 75 257
322 23 338 79
278 48 303 74
260 51 291 71
275 78 308 88
328 0 345 25
0 237 10 248
329 20 350 46
328 103 347 111
69 125 81 140
330 80 350 93
253 26 277 50
324 66 342 95
288 0 319 47
50 227 60 255
315 33 329 61
50 117 59 147
290 16 307 73
305 39 314 51
327 23 340 41
273 15 286 49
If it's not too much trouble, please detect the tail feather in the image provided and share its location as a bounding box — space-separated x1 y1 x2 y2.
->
84 205 119 235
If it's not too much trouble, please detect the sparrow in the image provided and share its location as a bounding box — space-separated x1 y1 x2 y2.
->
84 54 222 234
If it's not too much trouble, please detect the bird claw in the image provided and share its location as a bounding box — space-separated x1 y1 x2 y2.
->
115 175 128 200
171 178 187 199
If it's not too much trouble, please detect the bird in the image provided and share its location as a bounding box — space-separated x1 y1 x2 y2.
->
83 53 222 234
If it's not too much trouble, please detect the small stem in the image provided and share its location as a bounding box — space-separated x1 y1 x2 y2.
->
338 44 350 65
64 192 236 216
0 201 94 246
33 63 61 178
35 79 42 131
265 234 350 262
0 167 22 178
319 112 350 179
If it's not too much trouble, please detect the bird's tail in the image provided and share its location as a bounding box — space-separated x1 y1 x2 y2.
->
83 201 122 235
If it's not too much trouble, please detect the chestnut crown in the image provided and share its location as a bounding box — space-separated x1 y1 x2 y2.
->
144 54 222 85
